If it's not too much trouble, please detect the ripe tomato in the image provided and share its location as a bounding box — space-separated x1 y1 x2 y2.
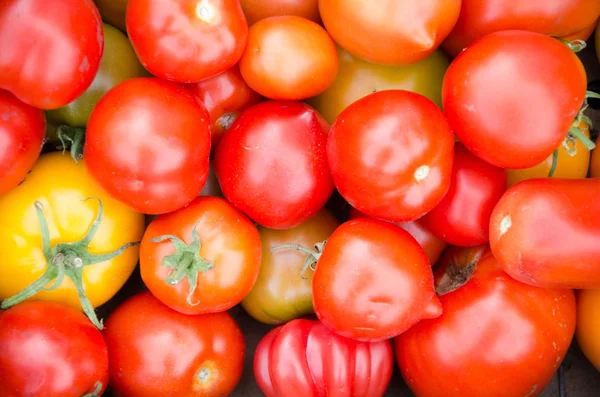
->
94 0 128 31
394 246 576 397
187 64 263 149
140 196 261 315
240 0 320 26
443 30 587 169
242 209 339 325
576 289 600 371
420 143 507 247
319 0 460 65
239 16 338 100
0 90 46 196
0 301 109 397
104 291 245 397
84 78 211 214
591 136 600 177
214 101 334 229
327 90 454 222
442 0 600 58
254 319 393 397
490 178 600 289
127 0 248 83
0 0 103 109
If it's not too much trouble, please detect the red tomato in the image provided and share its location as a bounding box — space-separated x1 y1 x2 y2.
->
104 292 245 397
328 90 454 222
490 178 600 289
240 0 320 26
319 0 461 65
420 143 507 247
0 0 103 109
312 218 442 341
254 319 393 397
0 90 45 195
239 16 338 100
214 101 334 229
395 246 576 397
126 0 248 83
443 30 587 169
442 0 600 58
84 78 211 214
0 301 108 397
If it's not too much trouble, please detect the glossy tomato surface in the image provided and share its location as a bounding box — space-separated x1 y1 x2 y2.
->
241 0 320 25
577 289 600 371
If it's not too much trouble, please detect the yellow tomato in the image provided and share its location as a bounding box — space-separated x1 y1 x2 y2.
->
576 289 600 371
308 46 450 124
591 136 600 178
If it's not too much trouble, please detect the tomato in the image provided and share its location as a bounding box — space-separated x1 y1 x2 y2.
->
394 246 576 397
442 0 600 58
84 78 211 215
592 136 600 177
0 152 145 328
0 0 103 109
490 178 600 289
187 64 263 149
239 16 338 100
240 0 320 26
242 209 339 325
443 30 587 169
0 90 46 196
576 289 600 371
420 143 507 247
214 101 334 229
126 0 248 83
0 301 109 397
140 196 261 315
94 0 128 31
327 90 454 222
104 291 245 397
308 46 450 124
596 20 600 64
318 0 460 65
254 319 393 397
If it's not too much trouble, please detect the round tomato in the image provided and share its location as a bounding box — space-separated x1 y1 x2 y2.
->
240 0 320 25
592 136 600 177
0 301 109 397
104 291 245 397
255 319 393 397
84 78 211 214
394 246 576 397
576 289 600 371
239 16 338 100
318 0 460 65
0 0 103 109
126 0 247 83
443 30 587 169
242 209 339 325
214 101 334 229
327 90 454 222
0 152 145 329
94 0 128 31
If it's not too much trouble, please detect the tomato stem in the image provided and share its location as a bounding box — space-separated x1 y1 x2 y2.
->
81 381 103 397
557 38 587 52
548 149 559 177
568 126 595 151
270 241 327 279
216 112 238 131
56 125 86 163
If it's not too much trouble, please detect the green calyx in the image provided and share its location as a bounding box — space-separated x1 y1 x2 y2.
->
0 198 140 330
562 90 598 160
56 125 86 163
557 38 587 52
81 382 103 397
270 241 327 279
548 149 559 177
150 224 214 306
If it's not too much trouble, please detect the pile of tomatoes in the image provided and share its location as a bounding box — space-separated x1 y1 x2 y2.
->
1 0 600 396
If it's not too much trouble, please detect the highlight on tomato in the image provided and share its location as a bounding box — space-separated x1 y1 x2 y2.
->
240 0 320 26
576 289 600 371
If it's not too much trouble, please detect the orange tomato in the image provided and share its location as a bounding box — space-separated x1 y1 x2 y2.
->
240 0 320 26
576 289 600 371
591 137 600 178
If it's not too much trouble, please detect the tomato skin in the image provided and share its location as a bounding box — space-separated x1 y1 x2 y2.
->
240 0 320 25
255 319 393 397
490 178 600 289
94 0 128 31
0 0 103 109
443 30 587 169
104 292 245 397
0 301 109 397
576 289 600 371
215 101 334 229
126 0 248 83
591 136 600 177
394 247 576 397
84 78 212 215
328 90 454 222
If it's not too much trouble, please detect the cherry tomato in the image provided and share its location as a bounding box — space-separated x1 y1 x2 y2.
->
84 78 211 214
94 0 128 31
420 142 507 247
443 30 587 169
490 178 600 289
576 289 600 371
104 291 245 397
0 301 109 397
214 101 334 229
239 16 338 100
255 319 393 397
591 136 600 177
318 0 460 65
394 246 576 397
241 0 320 26
0 0 104 109
327 90 454 222
127 0 248 83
